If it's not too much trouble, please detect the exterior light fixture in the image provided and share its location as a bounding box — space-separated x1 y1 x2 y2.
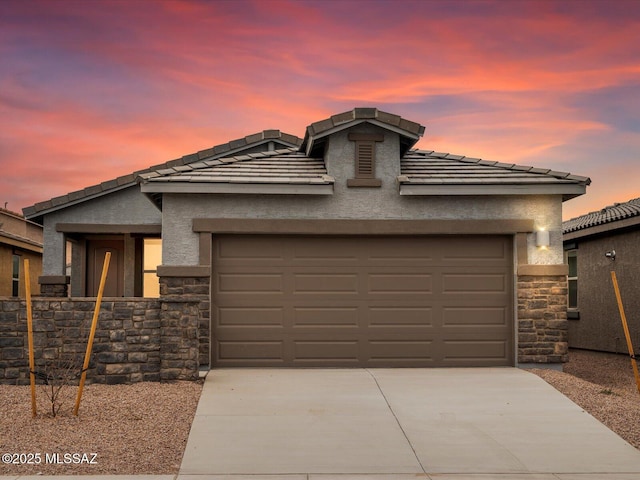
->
605 250 616 261
536 230 550 249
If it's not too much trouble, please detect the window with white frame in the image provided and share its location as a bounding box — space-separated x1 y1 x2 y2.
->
12 254 20 297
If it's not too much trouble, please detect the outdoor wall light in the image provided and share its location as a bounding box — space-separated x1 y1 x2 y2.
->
536 230 550 249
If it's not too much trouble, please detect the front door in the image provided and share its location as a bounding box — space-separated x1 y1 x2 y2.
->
87 239 125 297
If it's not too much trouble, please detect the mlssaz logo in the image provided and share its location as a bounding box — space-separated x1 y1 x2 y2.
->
45 453 98 464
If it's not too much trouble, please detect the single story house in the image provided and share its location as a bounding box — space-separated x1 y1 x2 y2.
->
23 108 590 372
0 208 42 297
563 197 640 354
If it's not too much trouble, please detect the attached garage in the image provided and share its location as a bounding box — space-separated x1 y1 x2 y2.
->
212 234 513 367
27 107 590 382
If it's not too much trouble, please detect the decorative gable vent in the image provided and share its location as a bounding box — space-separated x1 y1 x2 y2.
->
356 142 374 177
347 133 383 187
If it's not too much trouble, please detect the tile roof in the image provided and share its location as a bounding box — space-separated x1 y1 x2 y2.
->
23 130 302 219
302 108 425 157
399 150 590 199
563 197 640 234
139 148 333 186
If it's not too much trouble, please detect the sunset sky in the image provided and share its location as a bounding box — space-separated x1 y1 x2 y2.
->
1 0 639 221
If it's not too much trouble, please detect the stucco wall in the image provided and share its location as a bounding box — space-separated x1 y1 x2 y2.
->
161 193 563 266
158 126 563 266
567 229 640 354
40 186 161 276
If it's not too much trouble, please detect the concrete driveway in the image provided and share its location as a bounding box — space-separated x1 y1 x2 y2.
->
179 368 640 479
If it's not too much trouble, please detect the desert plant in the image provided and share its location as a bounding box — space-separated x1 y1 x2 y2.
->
36 351 83 417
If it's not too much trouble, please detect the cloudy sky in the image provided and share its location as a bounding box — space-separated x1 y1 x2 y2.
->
1 0 639 220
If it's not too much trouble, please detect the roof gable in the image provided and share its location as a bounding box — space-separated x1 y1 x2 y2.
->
301 108 425 158
23 130 302 221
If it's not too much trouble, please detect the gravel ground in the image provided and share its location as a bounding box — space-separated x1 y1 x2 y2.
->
1 349 639 475
0 380 202 476
530 348 640 450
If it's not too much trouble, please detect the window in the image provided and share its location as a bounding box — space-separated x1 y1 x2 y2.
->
566 249 578 310
12 254 20 296
143 238 162 297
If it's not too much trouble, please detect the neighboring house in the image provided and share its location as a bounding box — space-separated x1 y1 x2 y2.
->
0 208 42 297
24 108 590 370
563 197 640 354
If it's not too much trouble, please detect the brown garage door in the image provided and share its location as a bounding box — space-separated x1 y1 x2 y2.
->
212 235 513 367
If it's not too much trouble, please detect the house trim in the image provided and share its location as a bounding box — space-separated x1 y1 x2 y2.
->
398 183 587 199
517 264 569 276
39 275 70 284
140 183 334 195
56 223 162 234
157 265 210 277
193 218 535 236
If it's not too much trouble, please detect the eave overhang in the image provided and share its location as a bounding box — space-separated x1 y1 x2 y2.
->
0 231 43 253
398 181 587 201
140 181 334 196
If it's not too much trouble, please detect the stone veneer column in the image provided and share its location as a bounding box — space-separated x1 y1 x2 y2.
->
517 273 569 364
157 267 209 381
38 276 70 298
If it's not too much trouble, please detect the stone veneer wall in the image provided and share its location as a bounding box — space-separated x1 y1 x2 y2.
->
158 276 209 379
517 275 569 364
0 292 203 385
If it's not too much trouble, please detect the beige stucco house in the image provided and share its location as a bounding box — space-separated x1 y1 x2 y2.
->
0 208 42 297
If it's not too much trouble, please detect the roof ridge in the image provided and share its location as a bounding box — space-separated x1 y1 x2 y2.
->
307 108 425 137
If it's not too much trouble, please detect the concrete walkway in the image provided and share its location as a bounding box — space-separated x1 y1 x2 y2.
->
178 368 640 479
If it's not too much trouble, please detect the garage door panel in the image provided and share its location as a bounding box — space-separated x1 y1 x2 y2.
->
366 237 435 262
293 273 359 294
368 340 435 362
441 339 509 364
293 238 361 261
368 307 433 326
442 307 508 327
368 274 432 293
293 341 360 362
217 340 284 363
442 273 507 293
217 307 285 326
217 273 284 293
216 236 286 261
293 307 359 326
212 235 513 367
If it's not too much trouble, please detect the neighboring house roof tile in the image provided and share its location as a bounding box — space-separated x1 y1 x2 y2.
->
563 197 640 234
23 130 303 219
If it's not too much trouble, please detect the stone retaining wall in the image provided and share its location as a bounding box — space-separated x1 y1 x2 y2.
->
517 275 569 364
